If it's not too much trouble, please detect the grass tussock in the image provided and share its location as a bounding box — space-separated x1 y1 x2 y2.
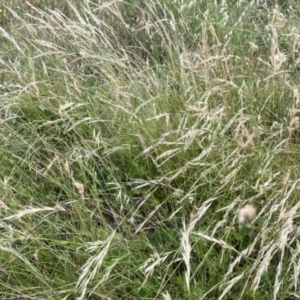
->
1 0 300 299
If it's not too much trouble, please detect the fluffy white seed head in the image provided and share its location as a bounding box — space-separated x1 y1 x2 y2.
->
238 204 257 224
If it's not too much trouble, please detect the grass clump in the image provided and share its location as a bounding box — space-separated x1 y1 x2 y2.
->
1 0 300 299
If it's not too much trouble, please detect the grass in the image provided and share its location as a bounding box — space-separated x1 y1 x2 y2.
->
1 0 300 299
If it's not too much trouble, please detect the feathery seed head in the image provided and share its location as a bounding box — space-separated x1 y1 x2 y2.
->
238 204 257 224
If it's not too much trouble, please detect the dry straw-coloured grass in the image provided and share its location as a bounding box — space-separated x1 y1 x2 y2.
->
0 0 300 299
